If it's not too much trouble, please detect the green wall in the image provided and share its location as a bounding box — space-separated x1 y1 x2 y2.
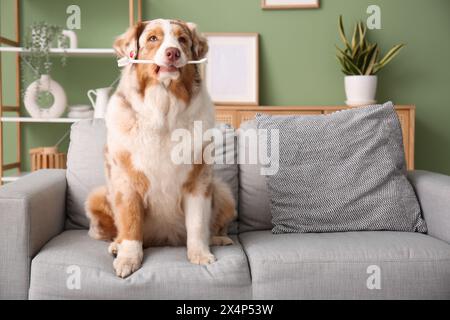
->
1 0 450 174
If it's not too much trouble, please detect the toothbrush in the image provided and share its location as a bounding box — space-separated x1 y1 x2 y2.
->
118 56 207 68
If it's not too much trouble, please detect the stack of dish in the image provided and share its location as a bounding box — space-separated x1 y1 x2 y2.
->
67 105 94 119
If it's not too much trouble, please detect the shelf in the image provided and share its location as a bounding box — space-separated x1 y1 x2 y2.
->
1 172 29 183
1 117 83 123
0 47 115 57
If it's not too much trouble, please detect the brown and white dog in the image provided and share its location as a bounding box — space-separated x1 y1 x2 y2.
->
85 19 236 278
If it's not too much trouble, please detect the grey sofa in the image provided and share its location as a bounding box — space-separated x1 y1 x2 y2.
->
0 119 449 300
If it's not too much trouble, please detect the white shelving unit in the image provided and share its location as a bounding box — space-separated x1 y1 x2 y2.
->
0 47 115 56
1 117 83 123
0 0 142 184
0 48 112 183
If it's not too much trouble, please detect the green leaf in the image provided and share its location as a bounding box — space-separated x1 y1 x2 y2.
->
378 44 405 68
341 54 363 75
365 47 379 75
358 22 366 48
338 15 351 50
351 24 358 51
361 44 377 74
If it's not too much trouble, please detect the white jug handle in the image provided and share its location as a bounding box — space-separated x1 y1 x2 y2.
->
87 90 97 107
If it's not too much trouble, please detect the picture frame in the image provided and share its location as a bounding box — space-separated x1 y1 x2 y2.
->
262 0 320 10
203 33 259 105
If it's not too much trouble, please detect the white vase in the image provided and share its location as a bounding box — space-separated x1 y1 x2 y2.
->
345 75 378 107
58 30 78 49
24 75 67 119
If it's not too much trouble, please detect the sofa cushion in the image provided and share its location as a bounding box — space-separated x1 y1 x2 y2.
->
66 119 239 233
255 102 426 234
66 119 106 229
238 120 272 232
29 230 251 300
239 230 450 299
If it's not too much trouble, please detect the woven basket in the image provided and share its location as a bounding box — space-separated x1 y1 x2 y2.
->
29 147 67 171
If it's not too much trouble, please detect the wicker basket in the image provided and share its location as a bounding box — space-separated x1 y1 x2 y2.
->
29 147 67 171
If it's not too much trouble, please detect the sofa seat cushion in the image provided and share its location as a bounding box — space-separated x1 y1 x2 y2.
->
29 230 251 300
239 231 450 300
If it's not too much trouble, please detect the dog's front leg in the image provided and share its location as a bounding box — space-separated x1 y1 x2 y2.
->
113 192 144 278
184 193 216 265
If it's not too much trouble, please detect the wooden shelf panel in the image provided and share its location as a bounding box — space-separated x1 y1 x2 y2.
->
0 47 115 56
1 117 83 123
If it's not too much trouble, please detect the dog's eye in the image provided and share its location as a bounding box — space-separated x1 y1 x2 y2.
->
178 36 187 44
149 35 158 42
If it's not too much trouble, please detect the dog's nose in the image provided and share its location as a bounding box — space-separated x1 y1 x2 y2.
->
166 47 181 62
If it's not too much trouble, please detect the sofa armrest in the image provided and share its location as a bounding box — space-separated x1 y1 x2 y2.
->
0 169 66 299
408 170 450 244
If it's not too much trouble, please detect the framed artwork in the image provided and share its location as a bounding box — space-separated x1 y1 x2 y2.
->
204 33 259 105
262 0 320 10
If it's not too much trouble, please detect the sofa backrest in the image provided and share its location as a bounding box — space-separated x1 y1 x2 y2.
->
237 120 272 232
65 119 239 234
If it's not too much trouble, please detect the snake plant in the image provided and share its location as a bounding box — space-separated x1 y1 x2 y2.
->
336 15 405 76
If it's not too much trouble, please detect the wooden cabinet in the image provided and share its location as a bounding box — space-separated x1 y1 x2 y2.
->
216 105 415 170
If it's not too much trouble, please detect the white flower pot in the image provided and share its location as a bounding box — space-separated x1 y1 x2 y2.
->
345 75 378 107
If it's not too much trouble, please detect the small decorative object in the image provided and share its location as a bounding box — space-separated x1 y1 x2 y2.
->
29 147 66 171
67 105 94 119
30 130 70 171
58 30 78 49
87 87 113 119
336 16 405 106
24 74 67 118
204 33 259 105
262 0 319 9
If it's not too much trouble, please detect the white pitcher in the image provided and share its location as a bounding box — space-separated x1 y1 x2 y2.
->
87 87 112 119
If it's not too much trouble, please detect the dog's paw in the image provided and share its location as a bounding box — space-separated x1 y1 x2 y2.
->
112 240 143 278
188 249 216 265
211 236 234 246
108 242 119 257
113 255 142 278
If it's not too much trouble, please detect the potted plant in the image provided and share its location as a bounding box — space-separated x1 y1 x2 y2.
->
336 15 405 106
23 22 69 81
22 22 69 118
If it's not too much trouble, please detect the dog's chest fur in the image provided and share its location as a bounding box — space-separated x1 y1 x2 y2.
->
106 83 214 246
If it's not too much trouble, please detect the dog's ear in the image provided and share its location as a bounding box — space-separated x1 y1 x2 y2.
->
113 22 147 57
187 23 208 60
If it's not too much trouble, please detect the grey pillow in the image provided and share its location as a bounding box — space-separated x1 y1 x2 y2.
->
66 119 239 233
255 102 427 234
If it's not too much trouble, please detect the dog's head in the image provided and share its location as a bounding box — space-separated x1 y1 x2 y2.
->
114 19 208 84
